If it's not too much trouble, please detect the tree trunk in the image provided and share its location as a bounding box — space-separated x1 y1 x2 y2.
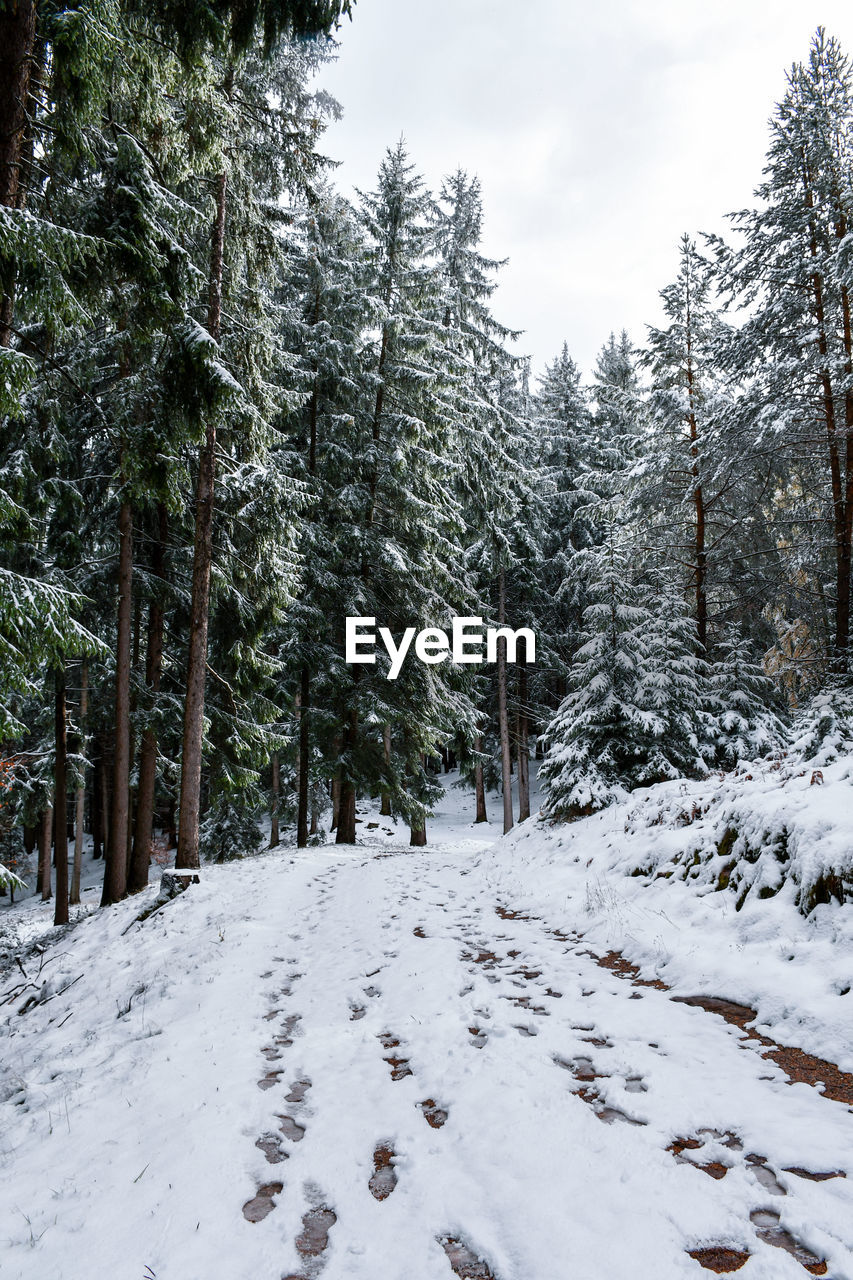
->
474 734 488 823
0 0 37 347
296 666 310 848
804 180 850 670
100 752 111 863
330 776 340 830
336 779 356 843
129 506 167 893
269 752 280 849
38 803 52 901
336 696 358 844
53 669 69 925
70 661 88 906
310 790 319 837
176 171 227 870
101 495 132 905
497 567 513 835
517 643 530 822
90 739 102 860
380 723 392 816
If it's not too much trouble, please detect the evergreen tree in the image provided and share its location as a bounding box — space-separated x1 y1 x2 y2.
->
708 628 787 768
712 28 853 673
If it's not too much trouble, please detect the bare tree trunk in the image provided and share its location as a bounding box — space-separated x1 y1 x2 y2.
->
176 171 227 870
38 803 52 901
70 661 88 906
269 753 280 848
0 0 37 347
129 507 166 893
336 778 356 843
102 494 132 905
336 712 358 844
409 801 427 846
517 641 530 822
53 669 69 925
296 666 310 848
100 754 111 864
804 182 850 670
380 723 392 816
497 567 513 835
91 738 102 860
330 776 340 830
310 789 319 837
474 733 488 823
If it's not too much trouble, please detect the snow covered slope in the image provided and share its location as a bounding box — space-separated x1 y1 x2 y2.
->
1 772 852 1280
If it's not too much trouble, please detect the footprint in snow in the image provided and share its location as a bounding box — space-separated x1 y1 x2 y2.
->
439 1235 497 1279
281 1204 337 1279
419 1098 448 1129
285 1079 312 1104
242 1180 283 1223
258 1070 283 1091
368 1144 398 1200
278 1115 305 1142
256 1133 288 1165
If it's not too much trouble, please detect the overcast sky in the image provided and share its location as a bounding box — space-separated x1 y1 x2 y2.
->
317 0 853 379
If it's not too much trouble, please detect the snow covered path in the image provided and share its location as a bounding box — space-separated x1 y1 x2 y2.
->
3 785 853 1279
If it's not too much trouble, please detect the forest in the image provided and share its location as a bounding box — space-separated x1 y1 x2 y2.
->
2 0 853 926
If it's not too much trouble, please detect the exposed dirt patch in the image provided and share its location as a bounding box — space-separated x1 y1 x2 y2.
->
749 1209 827 1273
468 1025 488 1049
768 1043 853 1105
463 946 500 970
687 1246 750 1272
593 950 668 989
495 905 535 922
439 1235 497 1278
413 926 426 938
379 1032 413 1080
420 1098 448 1128
242 1180 283 1223
784 1166 846 1181
368 1143 398 1200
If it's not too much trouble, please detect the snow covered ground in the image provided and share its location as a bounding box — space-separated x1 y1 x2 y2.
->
1 770 852 1280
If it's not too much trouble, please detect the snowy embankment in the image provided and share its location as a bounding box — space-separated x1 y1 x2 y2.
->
485 756 853 1073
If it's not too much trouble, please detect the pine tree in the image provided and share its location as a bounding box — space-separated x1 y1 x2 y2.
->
713 29 853 673
542 521 710 820
708 628 786 768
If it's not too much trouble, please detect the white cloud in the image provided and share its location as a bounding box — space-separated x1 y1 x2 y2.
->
319 0 853 376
